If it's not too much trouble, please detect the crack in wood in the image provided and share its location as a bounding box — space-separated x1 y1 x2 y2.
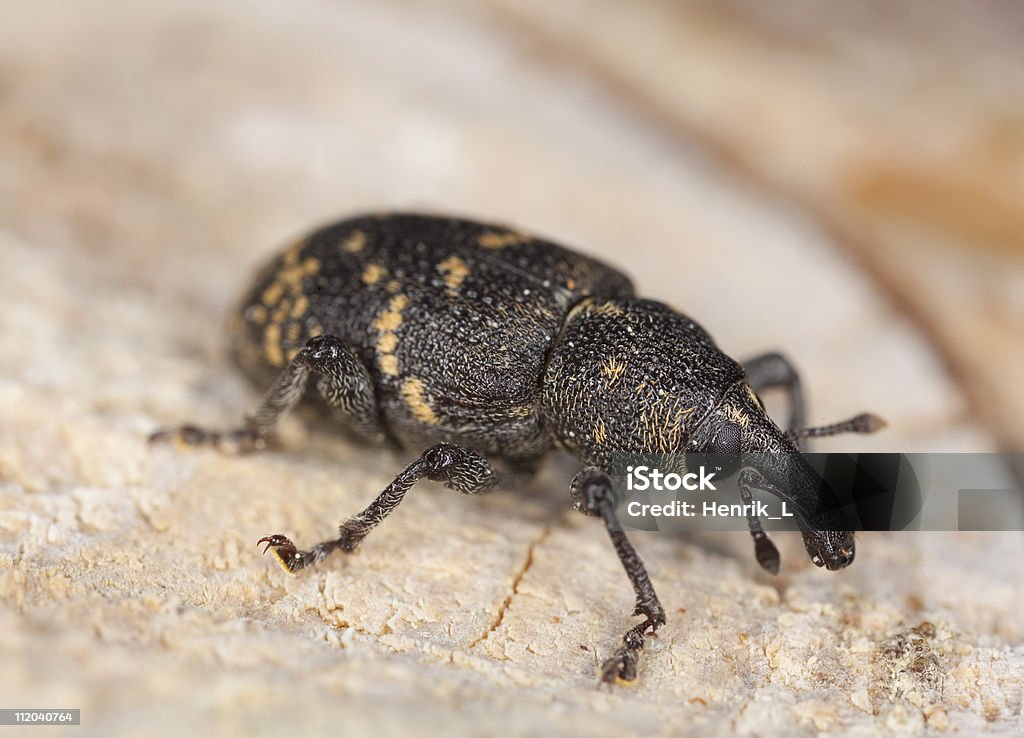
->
467 525 551 650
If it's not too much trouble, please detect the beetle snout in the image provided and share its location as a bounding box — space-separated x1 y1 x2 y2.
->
802 530 855 570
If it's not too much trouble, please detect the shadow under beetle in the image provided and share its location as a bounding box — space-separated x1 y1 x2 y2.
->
151 213 883 684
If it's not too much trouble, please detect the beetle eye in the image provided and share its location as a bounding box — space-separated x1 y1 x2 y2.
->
708 421 742 454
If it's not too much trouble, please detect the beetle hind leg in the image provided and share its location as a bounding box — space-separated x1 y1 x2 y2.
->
149 335 384 452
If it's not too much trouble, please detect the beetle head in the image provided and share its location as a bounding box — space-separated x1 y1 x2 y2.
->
689 382 856 571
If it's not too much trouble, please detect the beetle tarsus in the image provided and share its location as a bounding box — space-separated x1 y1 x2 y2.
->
257 534 344 573
257 534 303 572
599 618 658 685
753 533 781 575
148 424 267 453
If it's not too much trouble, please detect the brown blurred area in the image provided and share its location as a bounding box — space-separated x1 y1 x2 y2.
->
2 2 1023 736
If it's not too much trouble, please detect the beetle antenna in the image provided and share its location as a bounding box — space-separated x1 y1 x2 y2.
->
787 413 886 443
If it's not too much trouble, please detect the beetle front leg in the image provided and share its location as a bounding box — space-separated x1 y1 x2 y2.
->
737 472 781 574
149 335 384 452
570 468 666 685
742 352 885 447
259 443 529 573
737 467 856 571
743 352 805 440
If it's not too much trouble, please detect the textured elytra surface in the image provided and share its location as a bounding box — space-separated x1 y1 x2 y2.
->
231 213 633 460
2 1 1023 737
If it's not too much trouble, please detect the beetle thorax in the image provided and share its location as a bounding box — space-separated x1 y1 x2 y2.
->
540 297 744 467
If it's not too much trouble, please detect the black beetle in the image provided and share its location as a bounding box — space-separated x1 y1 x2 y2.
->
151 213 883 684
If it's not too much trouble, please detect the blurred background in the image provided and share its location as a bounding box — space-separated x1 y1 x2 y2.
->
2 1 1023 736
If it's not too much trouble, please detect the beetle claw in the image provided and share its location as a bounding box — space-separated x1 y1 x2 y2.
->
599 618 655 686
257 534 305 572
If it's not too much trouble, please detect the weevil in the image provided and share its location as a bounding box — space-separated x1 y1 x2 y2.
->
151 213 884 684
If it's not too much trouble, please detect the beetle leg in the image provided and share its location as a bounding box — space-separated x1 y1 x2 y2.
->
737 465 857 572
570 468 666 685
743 353 885 446
742 352 805 444
737 471 782 574
258 443 528 573
149 335 384 451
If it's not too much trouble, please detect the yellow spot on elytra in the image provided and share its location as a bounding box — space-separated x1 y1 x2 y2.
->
593 418 608 445
373 295 409 332
566 278 577 290
270 298 292 325
438 255 470 293
341 229 367 253
601 356 626 384
379 355 399 376
478 230 527 249
302 257 320 275
386 280 401 293
264 324 284 367
377 328 400 375
375 312 401 331
374 295 409 376
308 320 323 338
290 295 309 319
262 281 284 306
401 378 439 425
246 304 268 325
362 263 387 285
